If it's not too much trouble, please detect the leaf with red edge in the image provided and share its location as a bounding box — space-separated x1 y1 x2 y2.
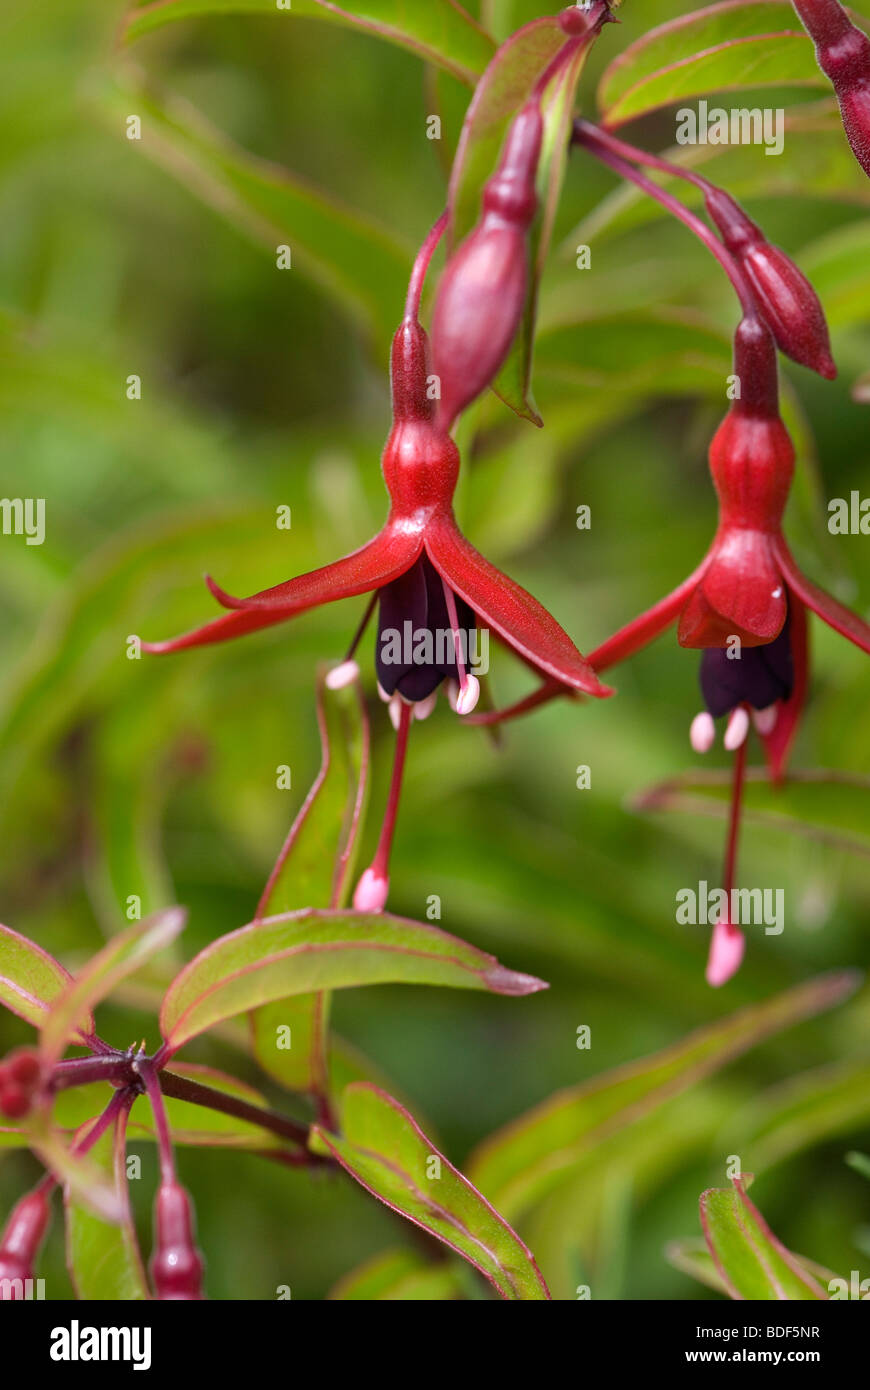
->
41 909 187 1064
310 1083 550 1300
0 923 93 1033
597 1 834 128
161 909 546 1052
251 674 369 1095
700 1174 826 1299
122 1 495 88
467 971 859 1220
633 762 870 860
423 516 612 696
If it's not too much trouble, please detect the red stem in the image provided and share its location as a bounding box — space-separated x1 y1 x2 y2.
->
573 122 758 316
371 700 413 880
405 212 448 321
723 736 748 897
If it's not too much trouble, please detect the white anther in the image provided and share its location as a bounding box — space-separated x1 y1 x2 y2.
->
455 675 481 716
723 706 750 751
689 712 715 754
325 659 360 691
752 704 778 736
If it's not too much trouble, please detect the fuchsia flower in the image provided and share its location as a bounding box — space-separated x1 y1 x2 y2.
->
587 317 870 983
144 282 610 910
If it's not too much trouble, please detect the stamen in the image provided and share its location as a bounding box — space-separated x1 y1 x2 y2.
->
690 711 715 754
752 703 778 736
376 682 392 704
413 691 438 722
441 579 480 713
388 694 404 731
455 674 480 715
352 700 413 913
723 705 750 751
325 659 360 691
706 738 749 987
705 916 746 988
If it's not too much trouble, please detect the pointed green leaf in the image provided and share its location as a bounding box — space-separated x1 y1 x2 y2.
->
122 0 495 87
310 1084 550 1299
41 908 187 1064
597 1 836 128
467 971 859 1220
162 908 546 1050
0 922 93 1033
251 675 369 1093
700 1175 826 1299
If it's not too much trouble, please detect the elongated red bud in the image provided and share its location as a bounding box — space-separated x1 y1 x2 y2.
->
792 0 870 177
150 1182 204 1300
432 101 543 430
705 187 836 378
0 1190 51 1297
709 317 795 531
382 317 460 516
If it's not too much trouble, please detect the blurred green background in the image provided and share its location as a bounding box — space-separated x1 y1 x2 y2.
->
1 0 869 1299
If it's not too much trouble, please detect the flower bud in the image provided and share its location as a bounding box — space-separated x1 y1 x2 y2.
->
709 317 795 531
704 186 835 377
431 101 543 430
792 0 870 176
150 1182 204 1299
0 1190 51 1297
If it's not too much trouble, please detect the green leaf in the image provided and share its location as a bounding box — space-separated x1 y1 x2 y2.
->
733 1059 870 1169
700 1175 826 1299
41 908 187 1064
29 1117 124 1225
329 1247 462 1300
162 908 546 1050
467 971 858 1220
122 0 495 87
597 1 833 128
65 1114 149 1300
632 767 870 860
0 922 93 1032
665 1236 731 1294
310 1083 550 1299
447 15 601 422
251 675 369 1094
91 72 412 354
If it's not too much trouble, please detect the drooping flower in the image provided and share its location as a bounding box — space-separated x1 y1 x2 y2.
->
143 302 611 909
587 318 870 981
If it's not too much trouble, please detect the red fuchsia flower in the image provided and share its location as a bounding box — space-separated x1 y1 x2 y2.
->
142 223 611 911
792 0 870 178
584 317 870 983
